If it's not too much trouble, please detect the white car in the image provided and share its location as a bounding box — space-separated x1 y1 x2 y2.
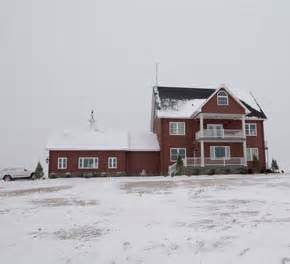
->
0 168 35 181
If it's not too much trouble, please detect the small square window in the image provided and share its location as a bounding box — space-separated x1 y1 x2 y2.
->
169 122 185 135
170 148 186 162
245 123 257 136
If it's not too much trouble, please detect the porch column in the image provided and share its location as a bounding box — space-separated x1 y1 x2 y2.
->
200 113 204 135
242 115 246 137
200 141 205 167
242 115 247 166
200 113 205 167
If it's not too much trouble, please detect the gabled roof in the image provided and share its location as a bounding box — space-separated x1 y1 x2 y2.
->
153 86 267 119
196 86 249 115
46 129 160 151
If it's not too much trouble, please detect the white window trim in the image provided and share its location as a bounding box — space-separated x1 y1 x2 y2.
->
78 157 99 169
169 122 186 136
170 148 187 162
210 146 231 160
58 157 67 170
246 148 259 161
245 123 257 136
108 157 117 169
217 91 229 106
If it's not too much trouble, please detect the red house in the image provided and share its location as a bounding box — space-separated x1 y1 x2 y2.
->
47 85 267 177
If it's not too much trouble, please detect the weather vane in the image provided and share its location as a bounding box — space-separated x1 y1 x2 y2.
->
89 110 96 130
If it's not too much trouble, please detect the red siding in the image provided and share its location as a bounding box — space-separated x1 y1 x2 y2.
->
202 119 242 130
157 118 195 175
246 120 266 171
154 117 266 175
49 150 127 175
202 88 245 114
126 152 160 175
49 150 160 176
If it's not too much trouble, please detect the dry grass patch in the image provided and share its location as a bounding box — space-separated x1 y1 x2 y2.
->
31 198 98 207
121 178 229 194
0 186 72 197
54 225 107 241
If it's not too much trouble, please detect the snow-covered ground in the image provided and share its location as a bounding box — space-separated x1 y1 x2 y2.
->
1 174 290 264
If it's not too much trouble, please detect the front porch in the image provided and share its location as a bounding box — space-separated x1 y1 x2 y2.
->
183 157 246 167
168 157 246 176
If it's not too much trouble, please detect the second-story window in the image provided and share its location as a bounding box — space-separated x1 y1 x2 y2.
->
169 122 185 135
217 91 229 106
245 123 257 136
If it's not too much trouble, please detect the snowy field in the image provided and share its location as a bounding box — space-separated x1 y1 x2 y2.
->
1 174 290 264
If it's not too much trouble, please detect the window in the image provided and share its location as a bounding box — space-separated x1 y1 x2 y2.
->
170 148 186 162
58 157 67 170
169 122 185 135
245 123 257 136
78 157 98 169
246 148 259 161
108 157 117 169
217 91 229 106
210 146 231 160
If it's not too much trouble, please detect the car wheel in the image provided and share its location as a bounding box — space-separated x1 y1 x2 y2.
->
30 173 36 180
3 175 12 181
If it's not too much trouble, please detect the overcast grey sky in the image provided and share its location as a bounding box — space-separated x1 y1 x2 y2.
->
0 0 289 170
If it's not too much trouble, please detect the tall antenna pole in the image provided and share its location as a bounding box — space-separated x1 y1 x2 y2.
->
155 62 159 87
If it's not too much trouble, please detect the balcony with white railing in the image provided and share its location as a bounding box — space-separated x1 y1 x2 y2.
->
196 129 245 141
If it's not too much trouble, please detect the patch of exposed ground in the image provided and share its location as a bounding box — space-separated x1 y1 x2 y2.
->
254 217 290 224
30 198 98 207
30 225 108 241
54 225 106 240
121 178 229 193
121 180 177 193
0 186 72 197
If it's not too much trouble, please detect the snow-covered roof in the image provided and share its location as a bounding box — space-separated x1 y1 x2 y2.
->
128 132 160 151
154 86 266 119
46 129 160 152
157 98 206 118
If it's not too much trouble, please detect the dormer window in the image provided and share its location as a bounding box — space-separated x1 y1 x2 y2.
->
217 91 229 106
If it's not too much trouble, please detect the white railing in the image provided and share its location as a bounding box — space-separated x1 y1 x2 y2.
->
196 129 244 140
168 163 177 176
184 157 245 167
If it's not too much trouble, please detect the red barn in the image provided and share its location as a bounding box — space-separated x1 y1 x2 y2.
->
47 85 267 177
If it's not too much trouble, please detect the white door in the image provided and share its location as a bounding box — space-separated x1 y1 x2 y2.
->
207 124 224 137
